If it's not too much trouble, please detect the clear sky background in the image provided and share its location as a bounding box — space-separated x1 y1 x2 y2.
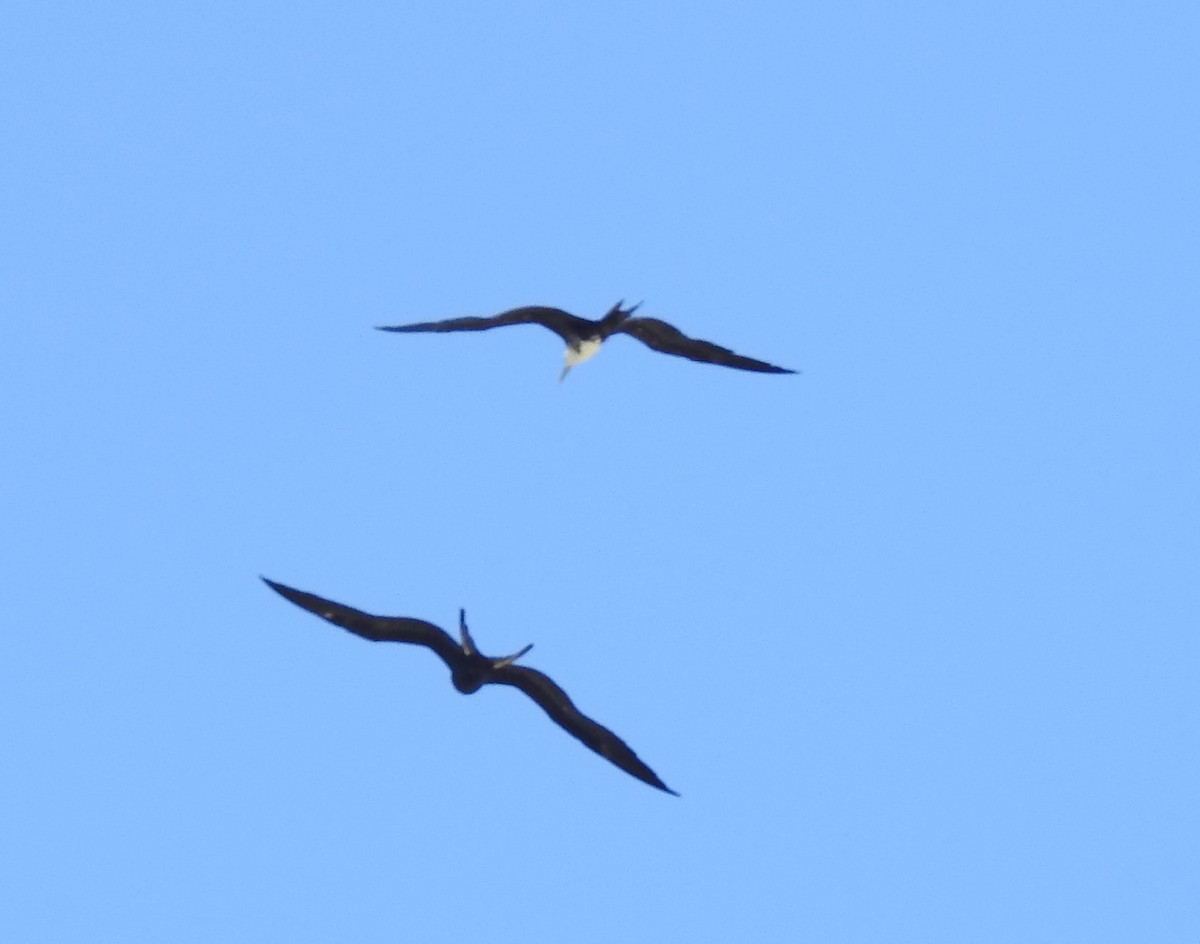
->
3 2 1197 941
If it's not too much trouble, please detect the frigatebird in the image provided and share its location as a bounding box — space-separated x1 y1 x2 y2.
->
262 577 677 795
377 301 795 380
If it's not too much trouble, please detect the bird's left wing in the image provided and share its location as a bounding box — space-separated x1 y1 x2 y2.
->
493 664 678 795
616 317 795 374
375 306 581 336
262 578 463 666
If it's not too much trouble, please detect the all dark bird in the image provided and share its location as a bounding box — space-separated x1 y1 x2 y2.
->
262 577 678 795
377 300 795 380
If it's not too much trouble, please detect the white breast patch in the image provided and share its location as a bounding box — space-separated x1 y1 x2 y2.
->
565 336 604 367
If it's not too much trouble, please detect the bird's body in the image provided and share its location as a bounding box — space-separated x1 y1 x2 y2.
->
377 301 795 379
262 577 677 795
563 335 605 373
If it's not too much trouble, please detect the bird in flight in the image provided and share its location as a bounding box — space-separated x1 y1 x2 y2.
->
262 577 678 795
377 301 795 380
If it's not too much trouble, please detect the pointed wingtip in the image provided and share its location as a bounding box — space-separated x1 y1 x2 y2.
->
261 576 296 602
261 575 296 598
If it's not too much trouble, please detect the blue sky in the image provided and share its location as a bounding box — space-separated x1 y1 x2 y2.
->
3 2 1197 941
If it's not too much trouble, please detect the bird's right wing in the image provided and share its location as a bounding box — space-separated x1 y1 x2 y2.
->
493 664 678 795
262 578 463 666
617 317 795 373
376 306 584 338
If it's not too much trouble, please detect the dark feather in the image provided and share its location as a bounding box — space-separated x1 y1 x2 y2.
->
376 306 591 344
262 577 677 795
492 664 678 795
377 301 794 375
615 317 795 373
261 578 464 668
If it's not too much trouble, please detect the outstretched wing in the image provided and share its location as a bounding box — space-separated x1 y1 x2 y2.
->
376 306 590 344
616 317 795 373
492 663 678 795
262 578 464 669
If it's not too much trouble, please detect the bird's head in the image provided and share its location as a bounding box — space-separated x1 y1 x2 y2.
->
451 668 486 694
